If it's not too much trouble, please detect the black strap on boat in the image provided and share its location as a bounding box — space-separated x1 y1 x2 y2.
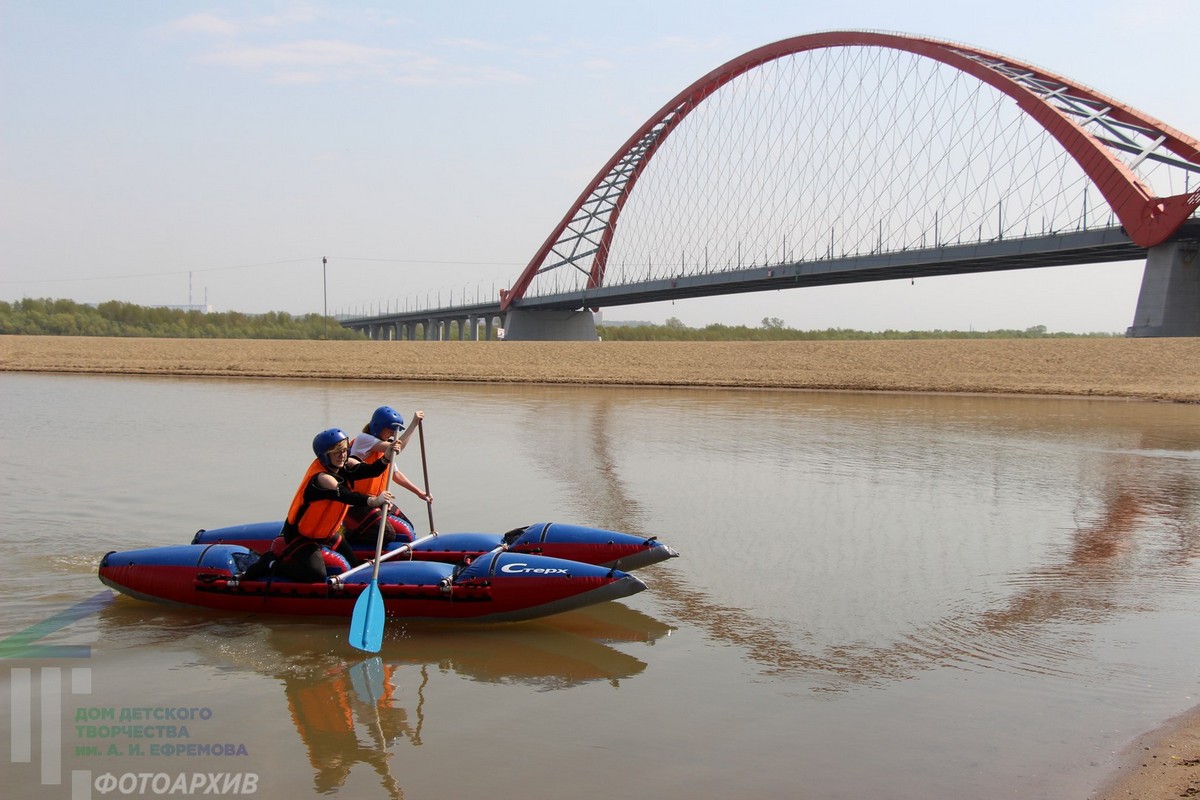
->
482 548 505 576
501 525 532 546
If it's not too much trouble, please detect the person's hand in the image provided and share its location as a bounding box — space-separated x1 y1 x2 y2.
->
383 438 403 461
413 410 425 422
422 492 433 504
368 491 394 509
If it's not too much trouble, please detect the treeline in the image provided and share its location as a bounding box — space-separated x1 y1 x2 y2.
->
1 299 1121 341
596 317 1120 341
0 298 364 340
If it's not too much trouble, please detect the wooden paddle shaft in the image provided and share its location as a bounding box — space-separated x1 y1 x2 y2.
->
334 531 440 584
418 418 435 533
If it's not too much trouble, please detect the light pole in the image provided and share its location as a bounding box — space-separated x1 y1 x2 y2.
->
322 256 328 340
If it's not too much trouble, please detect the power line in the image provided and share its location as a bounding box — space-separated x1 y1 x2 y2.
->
0 255 525 285
0 257 317 285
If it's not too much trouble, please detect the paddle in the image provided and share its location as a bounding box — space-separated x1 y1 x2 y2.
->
348 436 399 653
417 418 436 534
334 530 439 583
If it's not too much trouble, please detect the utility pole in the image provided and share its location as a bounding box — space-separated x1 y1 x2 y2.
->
322 256 328 340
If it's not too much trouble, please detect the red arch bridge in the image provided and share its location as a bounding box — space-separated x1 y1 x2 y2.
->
342 31 1200 341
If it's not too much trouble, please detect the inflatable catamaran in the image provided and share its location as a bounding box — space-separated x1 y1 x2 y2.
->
98 522 678 623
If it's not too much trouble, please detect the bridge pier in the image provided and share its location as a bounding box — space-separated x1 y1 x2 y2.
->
468 313 490 341
502 309 597 341
1128 240 1200 337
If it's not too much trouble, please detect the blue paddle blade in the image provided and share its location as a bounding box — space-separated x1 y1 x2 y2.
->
349 581 385 653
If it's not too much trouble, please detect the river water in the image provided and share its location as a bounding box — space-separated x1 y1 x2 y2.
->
3 373 1200 799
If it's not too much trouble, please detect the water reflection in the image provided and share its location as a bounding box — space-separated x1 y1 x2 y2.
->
525 393 648 534
379 625 651 690
892 444 1200 679
93 600 672 797
528 390 1200 689
900 466 1189 682
287 657 408 797
523 392 884 688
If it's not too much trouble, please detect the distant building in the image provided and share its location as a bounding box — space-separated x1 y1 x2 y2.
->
596 319 653 327
154 304 213 314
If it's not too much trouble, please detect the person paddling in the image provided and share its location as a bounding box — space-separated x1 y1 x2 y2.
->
242 428 396 583
343 406 430 547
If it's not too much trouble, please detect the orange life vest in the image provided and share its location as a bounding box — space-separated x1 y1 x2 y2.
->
348 437 392 496
285 458 352 541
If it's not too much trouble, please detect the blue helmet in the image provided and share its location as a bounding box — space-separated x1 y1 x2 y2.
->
312 428 349 467
368 406 405 439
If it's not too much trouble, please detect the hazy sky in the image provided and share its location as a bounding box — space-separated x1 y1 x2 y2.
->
2 1 1195 332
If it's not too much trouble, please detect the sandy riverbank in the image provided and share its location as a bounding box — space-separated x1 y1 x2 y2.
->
2 335 1200 402
1091 706 1200 799
4 334 1200 798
